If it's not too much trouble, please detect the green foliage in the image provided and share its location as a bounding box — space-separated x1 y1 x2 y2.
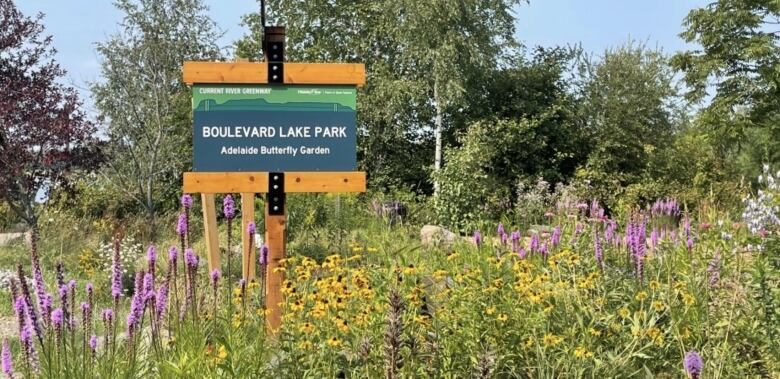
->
673 0 780 173
576 41 684 206
91 0 222 235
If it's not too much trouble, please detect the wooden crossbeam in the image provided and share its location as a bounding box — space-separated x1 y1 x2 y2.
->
183 171 366 194
183 61 366 87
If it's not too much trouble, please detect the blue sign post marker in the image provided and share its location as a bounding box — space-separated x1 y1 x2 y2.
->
192 84 357 172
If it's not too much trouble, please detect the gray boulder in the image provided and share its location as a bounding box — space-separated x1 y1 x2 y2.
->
420 225 457 248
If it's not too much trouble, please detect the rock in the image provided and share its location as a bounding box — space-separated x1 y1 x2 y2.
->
0 232 27 247
420 225 456 248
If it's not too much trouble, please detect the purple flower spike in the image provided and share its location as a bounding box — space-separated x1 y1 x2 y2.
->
147 245 157 267
143 273 154 300
181 194 193 209
1 338 12 377
51 308 63 327
184 249 198 269
89 335 97 351
473 231 482 247
247 222 256 235
260 245 269 265
155 283 169 322
176 213 187 236
168 247 178 264
511 231 521 253
497 224 505 237
683 351 703 378
223 195 235 220
210 269 221 285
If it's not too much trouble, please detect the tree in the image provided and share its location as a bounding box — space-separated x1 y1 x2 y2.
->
433 48 586 230
577 41 684 204
0 0 101 228
672 0 780 170
92 0 221 236
237 0 522 194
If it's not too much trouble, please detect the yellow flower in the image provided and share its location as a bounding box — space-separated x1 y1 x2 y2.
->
651 301 666 312
446 253 459 261
366 247 378 253
573 346 591 359
433 270 448 280
635 291 648 301
413 314 430 325
402 264 418 275
649 280 660 290
247 280 260 290
216 345 228 360
232 314 243 328
682 293 695 306
298 340 313 350
299 322 315 334
524 338 534 349
618 307 630 319
589 328 601 337
543 333 563 347
326 337 342 347
496 313 508 322
485 306 496 316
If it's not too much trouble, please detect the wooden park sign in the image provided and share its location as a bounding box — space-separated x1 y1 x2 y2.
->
181 26 366 330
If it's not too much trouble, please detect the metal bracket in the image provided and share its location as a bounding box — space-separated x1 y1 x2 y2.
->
268 172 285 215
265 27 285 84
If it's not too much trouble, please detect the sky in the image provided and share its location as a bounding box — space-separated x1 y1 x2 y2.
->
16 0 709 108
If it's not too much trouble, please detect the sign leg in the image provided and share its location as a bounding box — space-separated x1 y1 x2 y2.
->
265 195 286 331
241 193 256 280
201 194 221 272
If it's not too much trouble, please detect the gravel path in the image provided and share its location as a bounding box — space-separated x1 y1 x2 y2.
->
0 316 17 340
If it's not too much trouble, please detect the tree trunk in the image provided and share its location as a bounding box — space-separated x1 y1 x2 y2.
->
433 83 443 195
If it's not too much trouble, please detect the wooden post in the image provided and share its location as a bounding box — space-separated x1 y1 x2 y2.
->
241 193 256 280
201 194 221 272
264 195 286 331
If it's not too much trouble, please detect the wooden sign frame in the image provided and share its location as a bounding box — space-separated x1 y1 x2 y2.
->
183 61 366 330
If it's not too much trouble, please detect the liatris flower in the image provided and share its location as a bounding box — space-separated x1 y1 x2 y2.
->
260 245 269 266
687 237 694 252
58 285 70 330
13 296 27 335
683 351 703 378
28 232 47 316
510 231 521 253
247 221 256 236
473 231 482 247
497 224 507 245
111 238 122 302
2 338 12 378
707 252 721 287
529 233 540 253
127 292 144 337
223 195 235 220
88 335 97 357
518 248 527 260
594 230 603 272
143 272 154 301
181 194 193 209
155 282 168 324
210 269 221 286
20 324 38 373
182 249 198 320
51 308 64 346
551 226 561 247
147 245 157 278
16 265 42 341
184 249 198 269
650 229 658 252
384 288 405 379
101 308 114 351
55 261 65 289
176 212 188 237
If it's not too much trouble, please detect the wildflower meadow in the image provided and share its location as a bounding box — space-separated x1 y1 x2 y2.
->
0 165 776 378
3 0 780 377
